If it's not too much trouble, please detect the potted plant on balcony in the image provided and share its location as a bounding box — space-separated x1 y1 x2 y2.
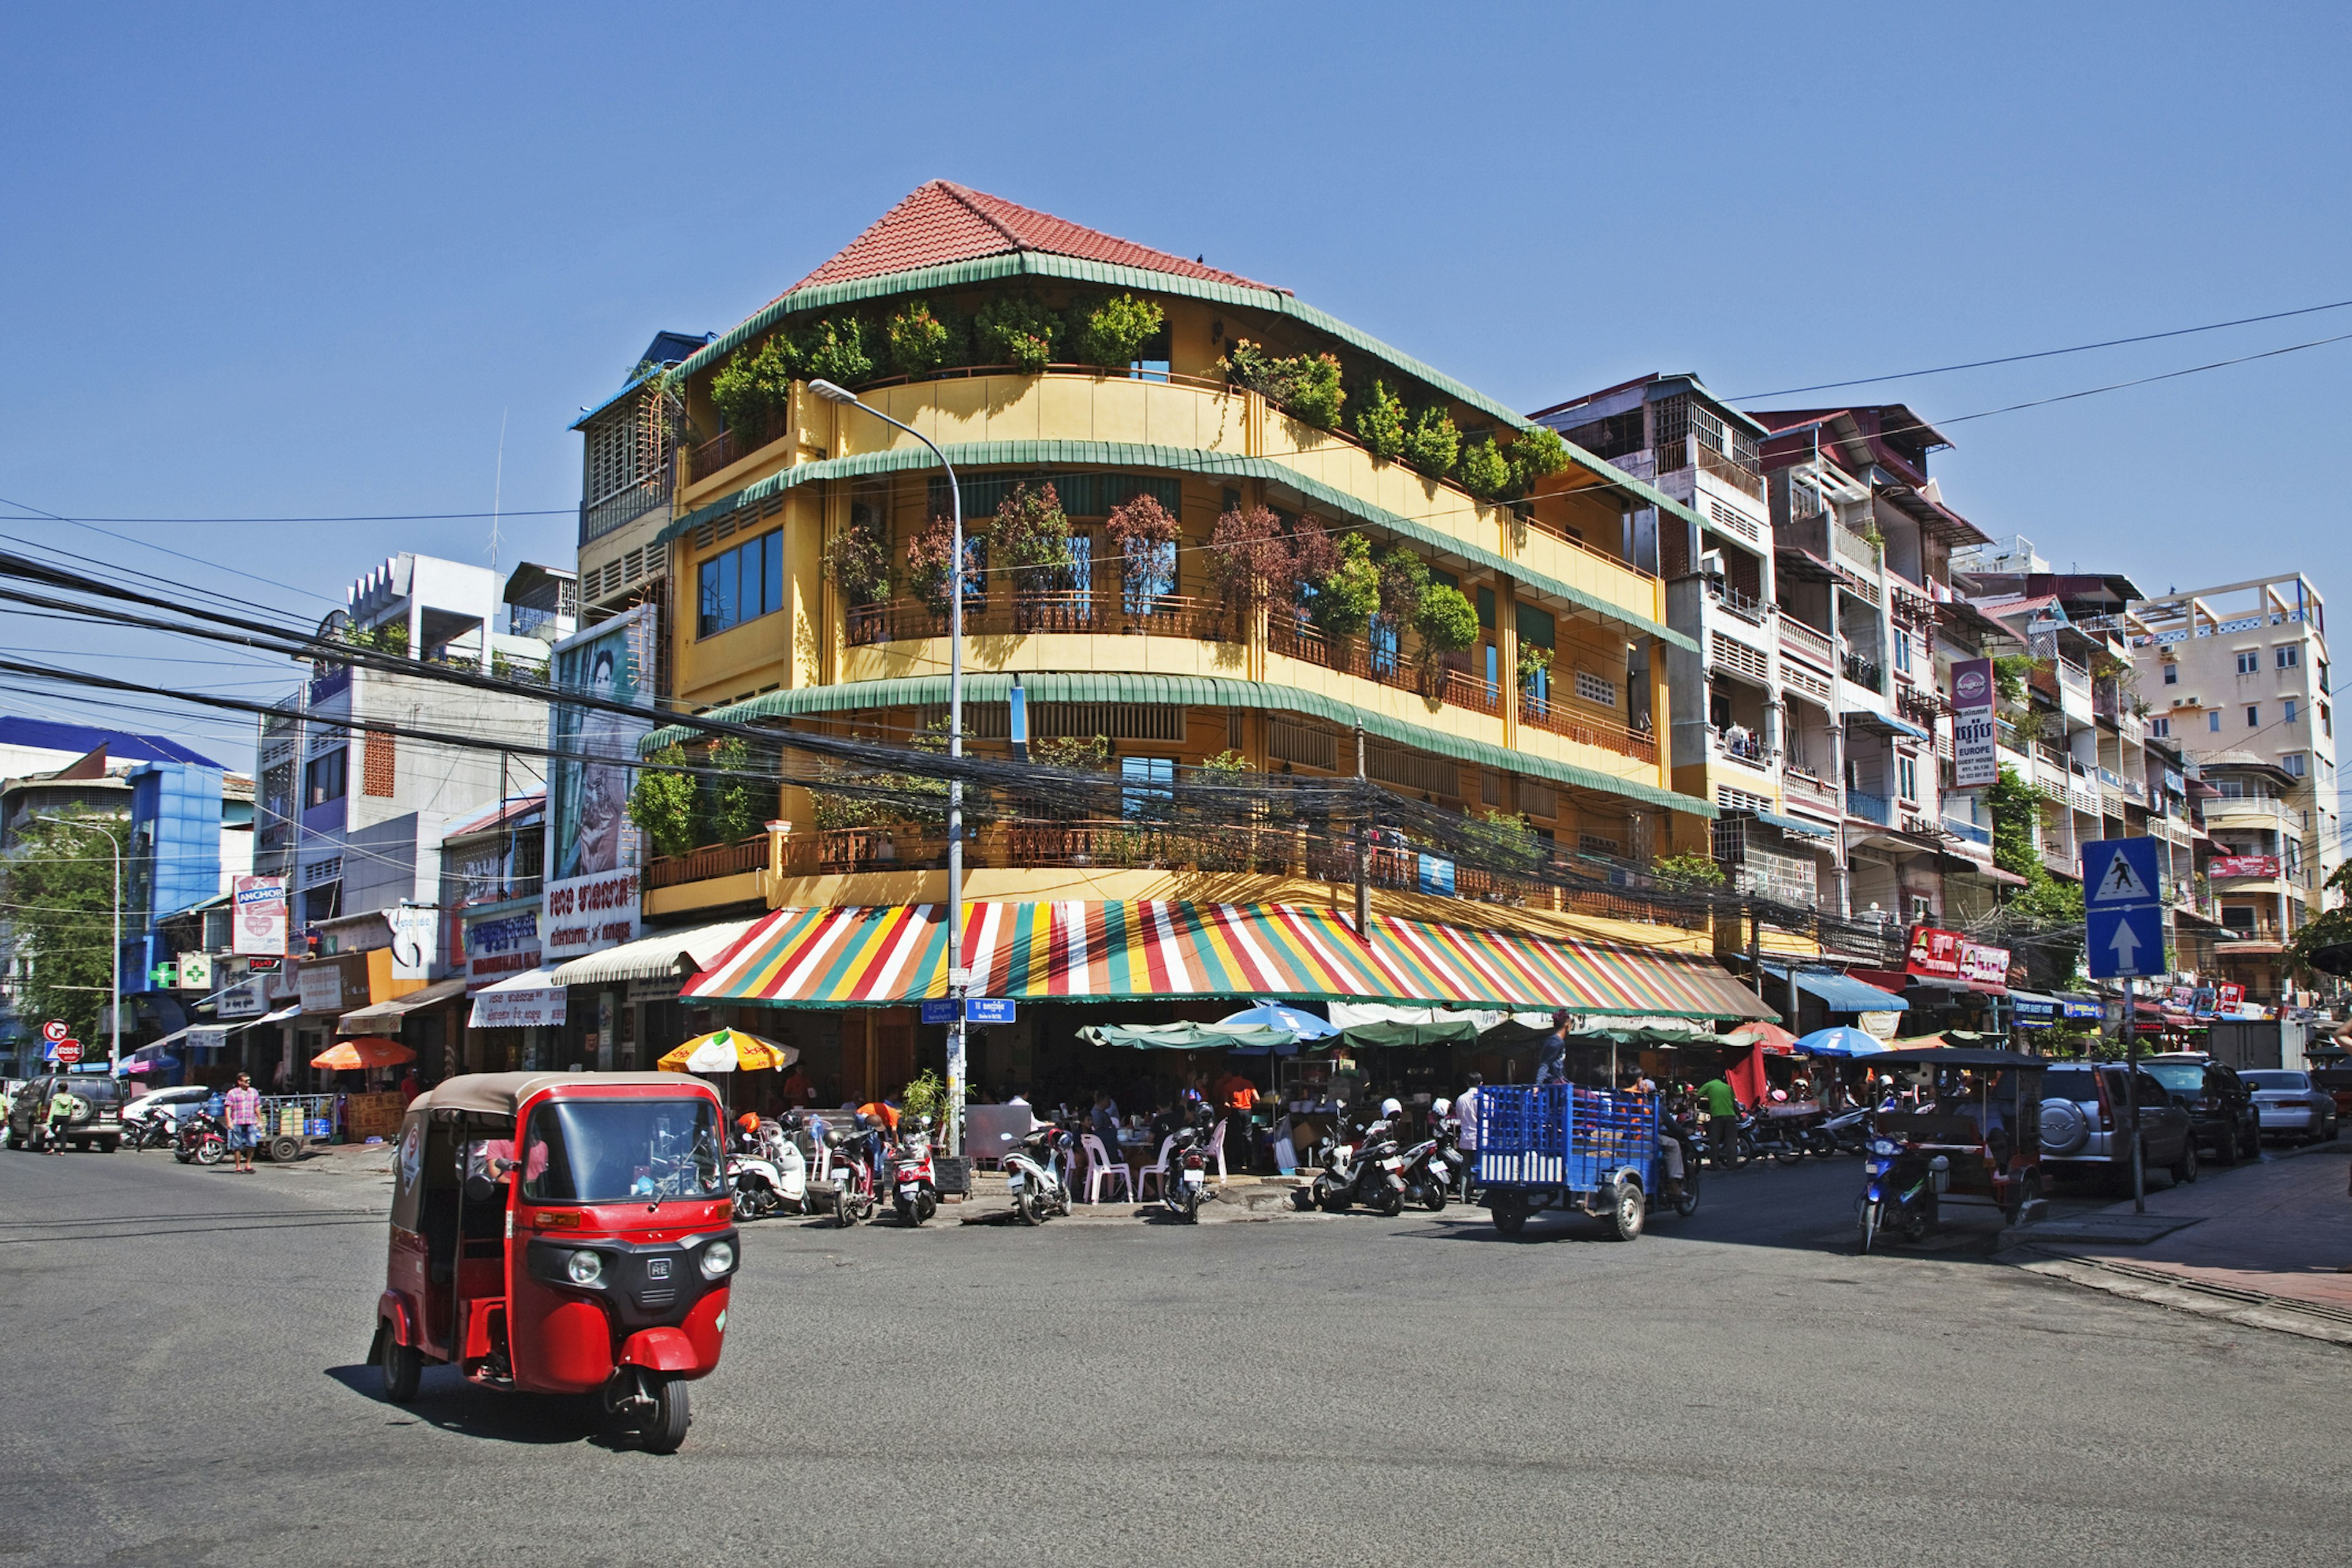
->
1400 404 1461 477
905 513 962 624
1517 645 1554 707
1207 503 1293 619
987 483 1076 628
822 503 892 614
1068 292 1165 372
628 744 702 862
1219 341 1345 429
1352 379 1408 461
886 298 965 379
1297 526 1380 648
1105 492 1179 617
1413 581 1479 695
974 293 1061 373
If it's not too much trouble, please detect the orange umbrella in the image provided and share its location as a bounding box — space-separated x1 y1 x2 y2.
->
1727 1021 1803 1055
311 1036 416 1070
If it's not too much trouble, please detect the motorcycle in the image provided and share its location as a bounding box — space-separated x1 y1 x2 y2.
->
889 1114 940 1227
727 1116 807 1220
1746 1110 1811 1167
998 1123 1075 1226
1159 1118 1213 1223
823 1122 880 1228
127 1112 180 1153
1399 1124 1463 1213
1308 1115 1406 1216
1857 1136 1947 1253
173 1110 225 1166
1818 1106 1873 1157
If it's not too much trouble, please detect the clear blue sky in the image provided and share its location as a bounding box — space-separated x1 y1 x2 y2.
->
3 1 2347 774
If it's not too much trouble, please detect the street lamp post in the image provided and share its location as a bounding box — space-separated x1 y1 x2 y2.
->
808 379 968 1155
37 813 124 1075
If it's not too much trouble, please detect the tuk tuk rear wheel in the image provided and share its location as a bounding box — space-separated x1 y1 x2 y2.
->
268 1135 301 1164
639 1372 690 1455
379 1329 421 1404
1607 1181 1646 1242
1491 1194 1529 1235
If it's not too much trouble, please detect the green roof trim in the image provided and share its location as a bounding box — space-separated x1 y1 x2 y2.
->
658 438 1694 652
662 251 1698 529
643 671 1713 820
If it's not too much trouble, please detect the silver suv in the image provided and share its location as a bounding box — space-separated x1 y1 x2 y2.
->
2038 1063 2197 1185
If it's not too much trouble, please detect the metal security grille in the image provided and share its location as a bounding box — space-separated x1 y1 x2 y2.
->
362 729 396 797
1366 742 1458 798
932 703 1183 742
1516 778 1556 819
1268 717 1336 771
929 472 1181 521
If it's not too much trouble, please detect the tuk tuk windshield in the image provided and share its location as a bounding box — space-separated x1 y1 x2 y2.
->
519 1097 723 1205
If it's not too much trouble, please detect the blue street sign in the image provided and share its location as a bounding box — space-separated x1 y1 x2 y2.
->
965 998 1016 1025
2087 903 2166 979
2082 837 2161 909
920 999 961 1026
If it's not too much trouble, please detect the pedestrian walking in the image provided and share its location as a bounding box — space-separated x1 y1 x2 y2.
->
1537 1010 1571 1085
1455 1073 1482 1199
222 1072 262 1174
43 1084 79 1153
1697 1071 1740 1170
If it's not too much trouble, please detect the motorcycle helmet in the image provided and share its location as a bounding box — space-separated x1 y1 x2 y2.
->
737 1112 761 1136
1770 1088 1789 1103
1431 1098 1452 1118
1380 1098 1403 1119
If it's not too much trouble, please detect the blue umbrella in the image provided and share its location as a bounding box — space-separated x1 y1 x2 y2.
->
1216 1001 1338 1040
1795 1026 1888 1058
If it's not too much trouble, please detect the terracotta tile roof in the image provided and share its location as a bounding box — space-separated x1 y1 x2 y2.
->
783 180 1281 297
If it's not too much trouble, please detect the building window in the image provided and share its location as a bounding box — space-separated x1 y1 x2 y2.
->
696 528 783 638
2283 698 2298 725
2162 663 2178 685
1893 633 1912 676
304 748 347 807
1896 755 1919 804
2283 752 2306 777
1120 756 1174 820
2208 711 2222 733
2277 644 2301 669
2221 905 2256 932
2322 701 2332 739
2247 704 2260 727
2236 650 2260 674
2149 717 2170 737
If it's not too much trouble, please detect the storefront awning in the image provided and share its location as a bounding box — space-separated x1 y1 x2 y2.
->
547 918 760 987
1761 963 1911 1013
336 977 468 1036
469 965 568 1030
685 902 1397 1006
1356 915 1778 1021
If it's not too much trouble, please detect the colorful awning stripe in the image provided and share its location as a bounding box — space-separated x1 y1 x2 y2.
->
682 902 1400 1007
1357 915 1776 1020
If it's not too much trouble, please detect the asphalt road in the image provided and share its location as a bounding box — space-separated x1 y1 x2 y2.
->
1 1142 2346 1567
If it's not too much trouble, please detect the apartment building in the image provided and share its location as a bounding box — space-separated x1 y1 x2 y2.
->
574 330 711 677
2130 572 2338 1003
570 181 1779 1099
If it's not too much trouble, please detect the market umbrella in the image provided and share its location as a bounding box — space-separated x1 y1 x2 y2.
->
1075 1022 1297 1052
657 1028 798 1074
116 1057 171 1076
311 1037 417 1070
1727 1020 1803 1055
1794 1027 1888 1059
1216 1001 1338 1039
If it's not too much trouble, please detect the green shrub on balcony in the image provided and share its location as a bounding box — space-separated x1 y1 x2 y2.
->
788 314 874 387
1069 292 1164 369
974 293 1061 373
1653 853 1726 889
1457 436 1513 499
1221 341 1345 429
709 334 797 435
1400 405 1461 476
701 737 766 846
1303 532 1381 641
1414 584 1479 657
886 298 963 378
1352 379 1408 461
629 745 702 861
1507 426 1571 494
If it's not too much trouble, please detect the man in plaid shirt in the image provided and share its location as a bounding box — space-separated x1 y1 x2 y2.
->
222 1072 262 1174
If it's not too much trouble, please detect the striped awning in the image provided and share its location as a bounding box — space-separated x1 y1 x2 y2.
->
682 902 1397 1006
1357 916 1777 1021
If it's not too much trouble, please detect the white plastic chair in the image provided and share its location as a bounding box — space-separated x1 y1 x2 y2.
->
1081 1134 1133 1204
1204 1118 1229 1180
1135 1134 1176 1200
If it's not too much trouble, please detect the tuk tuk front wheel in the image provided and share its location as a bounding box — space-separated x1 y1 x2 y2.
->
639 1372 690 1455
379 1329 421 1404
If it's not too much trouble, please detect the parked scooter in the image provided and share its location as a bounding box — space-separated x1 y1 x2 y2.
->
1746 1110 1811 1166
998 1122 1075 1225
173 1110 225 1166
128 1112 179 1153
1159 1118 1213 1223
824 1120 880 1228
1857 1136 1946 1253
889 1114 940 1226
1308 1099 1408 1216
1398 1113 1463 1213
727 1114 807 1219
1818 1105 1873 1156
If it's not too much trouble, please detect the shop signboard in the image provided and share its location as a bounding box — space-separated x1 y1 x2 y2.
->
1950 657 1997 789
2209 855 2281 879
215 977 268 1020
176 952 213 990
385 905 439 981
543 606 654 962
469 979 565 1030
465 910 543 992
295 954 371 1017
2217 982 2245 1009
231 875 288 956
1905 925 2011 989
1858 1010 1902 1039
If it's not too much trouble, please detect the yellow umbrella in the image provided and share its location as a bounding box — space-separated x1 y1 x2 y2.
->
657 1027 797 1074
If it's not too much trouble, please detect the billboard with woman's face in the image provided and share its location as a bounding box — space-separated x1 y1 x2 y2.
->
543 606 655 959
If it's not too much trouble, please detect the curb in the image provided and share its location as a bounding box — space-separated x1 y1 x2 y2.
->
2007 1246 2352 1348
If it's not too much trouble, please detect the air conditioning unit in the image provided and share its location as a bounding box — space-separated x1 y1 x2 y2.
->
1698 550 1725 579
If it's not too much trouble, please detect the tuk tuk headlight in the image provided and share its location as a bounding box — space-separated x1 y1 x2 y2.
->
565 1249 605 1286
699 1239 736 1278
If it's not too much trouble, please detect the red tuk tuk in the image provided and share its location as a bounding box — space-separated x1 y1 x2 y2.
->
370 1071 739 1452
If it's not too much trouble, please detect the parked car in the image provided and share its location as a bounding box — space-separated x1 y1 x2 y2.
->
2038 1063 2198 1185
2143 1054 2262 1164
5 1074 128 1152
2305 1049 2352 1121
123 1084 214 1137
2239 1069 2340 1146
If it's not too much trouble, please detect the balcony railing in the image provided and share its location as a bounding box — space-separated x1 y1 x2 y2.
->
1782 768 1841 814
1942 816 1992 848
1706 578 1767 624
684 409 791 485
1711 727 1768 767
1269 618 1508 720
646 837 765 890
1778 617 1834 666
1842 654 1883 690
579 471 673 545
1846 791 1894 826
847 593 1232 648
1518 693 1658 765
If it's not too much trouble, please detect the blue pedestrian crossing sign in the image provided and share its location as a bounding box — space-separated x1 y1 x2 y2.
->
2086 903 2165 979
2084 837 2160 908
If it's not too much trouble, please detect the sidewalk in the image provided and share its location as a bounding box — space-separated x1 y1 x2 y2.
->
2008 1143 2352 1343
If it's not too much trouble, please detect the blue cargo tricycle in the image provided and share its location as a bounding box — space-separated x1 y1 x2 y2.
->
1477 1084 1696 1240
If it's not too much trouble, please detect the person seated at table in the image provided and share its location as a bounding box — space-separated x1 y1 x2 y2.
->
1088 1090 1121 1156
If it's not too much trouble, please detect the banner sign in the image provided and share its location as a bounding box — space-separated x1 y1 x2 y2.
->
1905 924 2011 989
542 868 641 962
470 979 567 1030
2209 855 2280 879
465 910 543 992
215 978 268 1020
543 606 654 962
386 906 440 981
1950 657 1997 788
232 875 288 957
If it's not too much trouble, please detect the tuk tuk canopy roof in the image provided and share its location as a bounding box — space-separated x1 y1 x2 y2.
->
410 1071 715 1120
1868 1047 2049 1071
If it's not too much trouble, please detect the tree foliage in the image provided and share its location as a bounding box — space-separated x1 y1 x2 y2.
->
1207 505 1292 608
628 745 702 861
1070 292 1164 368
0 812 123 1044
1302 532 1381 641
974 294 1061 373
1353 379 1408 460
702 736 766 845
821 503 892 605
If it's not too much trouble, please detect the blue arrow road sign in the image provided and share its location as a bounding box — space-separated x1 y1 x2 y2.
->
2087 903 2166 979
2082 837 2162 908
